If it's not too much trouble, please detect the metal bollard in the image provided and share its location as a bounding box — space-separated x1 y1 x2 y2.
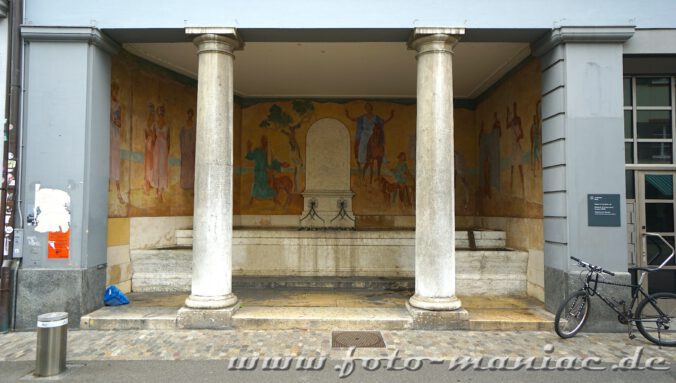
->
35 312 68 377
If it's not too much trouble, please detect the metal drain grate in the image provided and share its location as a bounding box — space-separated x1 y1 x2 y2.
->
332 331 386 348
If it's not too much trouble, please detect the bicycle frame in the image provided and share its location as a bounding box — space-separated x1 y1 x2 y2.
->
574 232 675 325
578 271 648 323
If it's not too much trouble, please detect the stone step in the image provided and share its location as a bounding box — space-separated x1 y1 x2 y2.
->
130 249 528 295
456 230 507 249
462 296 554 331
233 276 415 290
175 229 507 249
175 229 192 247
79 292 553 331
231 306 413 330
80 306 177 330
467 308 555 331
131 248 192 272
456 250 529 296
131 248 193 292
79 306 554 331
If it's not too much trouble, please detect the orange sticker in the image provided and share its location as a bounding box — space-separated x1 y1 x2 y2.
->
47 230 70 259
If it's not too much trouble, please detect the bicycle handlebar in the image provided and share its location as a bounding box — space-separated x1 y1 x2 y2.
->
570 256 616 276
570 233 676 277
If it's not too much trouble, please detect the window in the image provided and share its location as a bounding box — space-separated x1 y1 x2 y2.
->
624 77 675 165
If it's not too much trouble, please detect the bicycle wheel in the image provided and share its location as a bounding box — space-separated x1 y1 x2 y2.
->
636 292 676 347
554 290 590 338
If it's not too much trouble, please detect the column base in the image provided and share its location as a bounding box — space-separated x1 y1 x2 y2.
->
406 301 469 330
408 294 462 311
184 293 238 309
177 304 240 329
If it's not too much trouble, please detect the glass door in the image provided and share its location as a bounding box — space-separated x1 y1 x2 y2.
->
637 171 676 294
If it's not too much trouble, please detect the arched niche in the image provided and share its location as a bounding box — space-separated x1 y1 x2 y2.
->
300 118 355 229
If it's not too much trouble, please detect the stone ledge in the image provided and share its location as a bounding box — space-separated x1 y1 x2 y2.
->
531 26 635 57
20 26 120 54
177 305 239 329
406 302 469 330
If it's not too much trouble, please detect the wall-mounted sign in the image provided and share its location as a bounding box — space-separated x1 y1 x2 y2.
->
47 230 70 259
587 194 621 227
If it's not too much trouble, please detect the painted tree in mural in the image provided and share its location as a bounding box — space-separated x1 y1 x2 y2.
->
259 100 315 193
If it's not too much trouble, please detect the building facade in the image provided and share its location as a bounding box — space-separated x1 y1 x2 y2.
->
1 0 675 330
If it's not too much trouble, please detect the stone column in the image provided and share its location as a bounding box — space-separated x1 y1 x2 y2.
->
408 28 463 312
181 31 241 320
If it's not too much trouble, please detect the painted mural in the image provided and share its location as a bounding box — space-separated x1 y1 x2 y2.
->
109 50 542 223
237 100 477 217
108 52 198 217
475 58 543 218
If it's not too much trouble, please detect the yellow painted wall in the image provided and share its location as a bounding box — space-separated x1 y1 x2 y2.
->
107 218 130 246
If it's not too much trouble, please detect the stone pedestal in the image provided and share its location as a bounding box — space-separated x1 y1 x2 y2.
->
300 118 355 229
406 302 469 330
183 30 241 313
408 28 464 311
177 305 239 329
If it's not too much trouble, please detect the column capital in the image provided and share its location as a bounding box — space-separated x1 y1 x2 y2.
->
531 26 635 57
187 27 243 54
408 27 464 54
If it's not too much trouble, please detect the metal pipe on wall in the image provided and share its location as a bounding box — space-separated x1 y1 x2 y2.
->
9 259 19 329
0 0 24 332
0 260 10 332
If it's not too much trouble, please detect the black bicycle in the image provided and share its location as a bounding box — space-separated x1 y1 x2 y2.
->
554 233 676 347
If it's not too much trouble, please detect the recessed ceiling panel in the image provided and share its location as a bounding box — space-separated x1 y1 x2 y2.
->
123 41 530 99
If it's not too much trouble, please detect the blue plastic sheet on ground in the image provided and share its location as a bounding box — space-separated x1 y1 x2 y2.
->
104 285 130 306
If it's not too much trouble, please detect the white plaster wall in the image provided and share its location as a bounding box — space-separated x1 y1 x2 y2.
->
623 30 676 55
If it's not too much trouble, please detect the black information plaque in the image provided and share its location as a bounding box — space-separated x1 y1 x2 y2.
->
587 194 621 227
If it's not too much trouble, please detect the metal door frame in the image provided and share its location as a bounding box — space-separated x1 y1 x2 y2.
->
636 170 676 290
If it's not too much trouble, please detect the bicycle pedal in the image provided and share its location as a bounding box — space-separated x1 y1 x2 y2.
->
629 334 636 340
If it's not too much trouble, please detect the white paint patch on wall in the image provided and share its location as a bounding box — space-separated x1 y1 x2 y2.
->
33 185 71 233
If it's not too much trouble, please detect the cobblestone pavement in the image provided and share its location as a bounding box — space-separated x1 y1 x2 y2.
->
0 329 673 364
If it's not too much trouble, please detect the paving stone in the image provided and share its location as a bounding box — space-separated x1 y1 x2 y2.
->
0 330 673 363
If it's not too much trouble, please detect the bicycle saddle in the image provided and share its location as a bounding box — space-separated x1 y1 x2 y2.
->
629 266 661 273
